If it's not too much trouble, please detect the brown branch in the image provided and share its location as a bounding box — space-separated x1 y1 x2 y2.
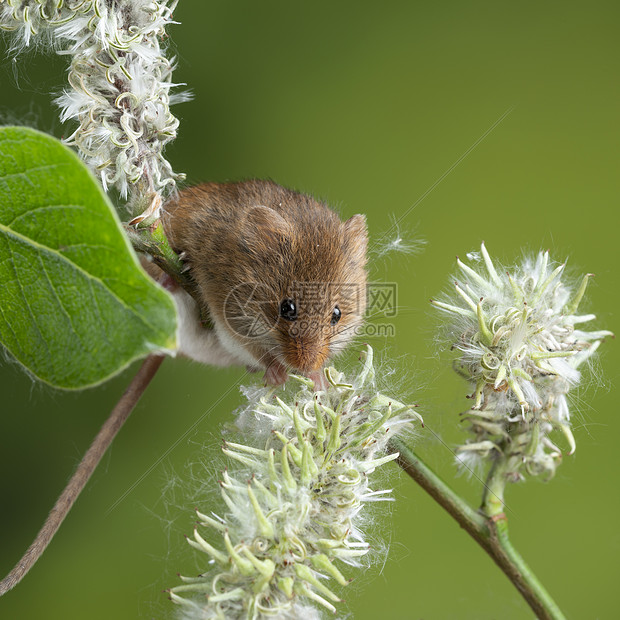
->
0 354 165 596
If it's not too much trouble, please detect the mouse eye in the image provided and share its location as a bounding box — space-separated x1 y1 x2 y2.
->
279 298 298 321
331 305 341 325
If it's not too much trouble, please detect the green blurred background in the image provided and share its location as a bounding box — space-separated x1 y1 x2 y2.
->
1 1 618 618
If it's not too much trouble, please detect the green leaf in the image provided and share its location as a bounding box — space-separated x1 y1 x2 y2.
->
0 126 177 389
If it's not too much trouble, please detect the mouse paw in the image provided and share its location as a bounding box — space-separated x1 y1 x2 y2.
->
158 272 179 292
264 362 288 387
306 369 329 392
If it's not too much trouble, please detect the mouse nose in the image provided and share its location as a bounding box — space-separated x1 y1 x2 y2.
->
285 339 329 373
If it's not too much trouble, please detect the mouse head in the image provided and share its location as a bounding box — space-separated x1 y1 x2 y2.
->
223 201 368 374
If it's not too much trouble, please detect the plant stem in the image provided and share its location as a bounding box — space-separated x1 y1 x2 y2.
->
481 456 508 518
0 354 165 597
127 220 213 329
391 438 566 620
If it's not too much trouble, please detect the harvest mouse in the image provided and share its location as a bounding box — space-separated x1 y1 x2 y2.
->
157 180 368 387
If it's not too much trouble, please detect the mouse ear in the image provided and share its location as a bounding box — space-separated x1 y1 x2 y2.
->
343 214 368 264
243 205 292 253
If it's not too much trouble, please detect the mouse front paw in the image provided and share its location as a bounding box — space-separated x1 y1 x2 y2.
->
306 369 329 392
264 361 289 387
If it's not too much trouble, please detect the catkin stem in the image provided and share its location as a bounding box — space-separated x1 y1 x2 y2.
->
0 354 165 596
392 438 566 620
481 455 508 518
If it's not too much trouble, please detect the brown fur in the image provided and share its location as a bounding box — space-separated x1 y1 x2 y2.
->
162 180 368 374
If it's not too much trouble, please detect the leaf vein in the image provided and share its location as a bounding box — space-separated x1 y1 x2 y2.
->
37 253 108 376
5 238 52 364
0 221 163 336
88 276 117 357
0 277 25 357
0 162 71 184
4 203 89 228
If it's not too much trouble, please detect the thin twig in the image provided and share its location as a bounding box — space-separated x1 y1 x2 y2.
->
0 354 165 596
391 438 566 620
127 221 213 329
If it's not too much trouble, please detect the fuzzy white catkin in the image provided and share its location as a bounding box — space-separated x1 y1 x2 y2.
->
169 346 421 619
0 0 185 211
433 243 612 481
